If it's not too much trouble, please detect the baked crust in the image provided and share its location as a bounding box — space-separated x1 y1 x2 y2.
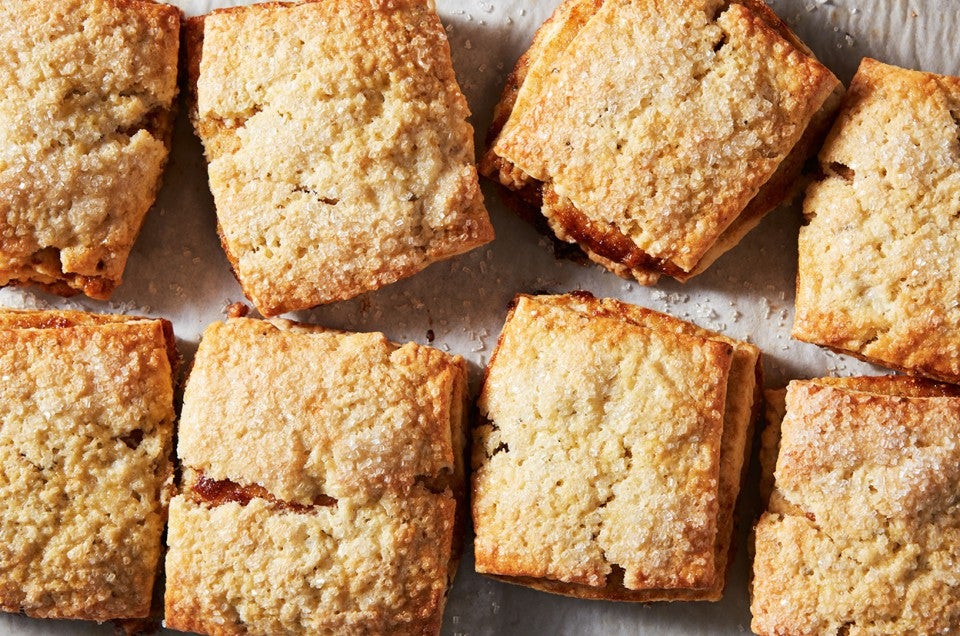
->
186 0 494 316
472 293 760 600
482 0 840 283
752 376 960 634
794 58 960 384
0 309 176 621
165 317 467 635
0 0 180 299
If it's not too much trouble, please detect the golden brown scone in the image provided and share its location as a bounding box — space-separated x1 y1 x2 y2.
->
482 0 840 284
0 309 177 622
472 293 760 601
186 0 494 316
165 317 467 635
752 376 960 635
0 0 180 299
794 58 960 385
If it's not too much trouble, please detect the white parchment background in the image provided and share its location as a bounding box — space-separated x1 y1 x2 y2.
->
1 0 958 634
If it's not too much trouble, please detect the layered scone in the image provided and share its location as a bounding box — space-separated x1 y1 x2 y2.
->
752 376 960 634
164 317 467 635
481 0 841 284
185 0 494 316
0 309 177 622
472 293 761 601
794 59 960 384
0 0 180 299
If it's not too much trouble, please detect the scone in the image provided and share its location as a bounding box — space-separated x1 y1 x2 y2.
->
481 0 841 284
472 293 761 601
164 317 467 635
0 309 177 622
0 0 180 299
752 376 960 634
184 0 494 316
794 59 960 384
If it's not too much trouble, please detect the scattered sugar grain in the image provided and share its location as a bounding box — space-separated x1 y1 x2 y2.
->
760 298 772 319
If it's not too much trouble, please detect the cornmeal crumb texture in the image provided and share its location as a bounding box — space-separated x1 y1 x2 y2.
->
0 0 180 299
166 317 467 635
753 377 960 635
190 0 493 316
483 0 839 284
0 310 176 621
795 59 960 384
472 293 760 601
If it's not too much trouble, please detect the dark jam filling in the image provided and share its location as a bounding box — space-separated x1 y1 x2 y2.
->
191 473 337 513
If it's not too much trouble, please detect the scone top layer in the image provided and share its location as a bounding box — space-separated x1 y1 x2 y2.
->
166 317 467 636
0 309 176 621
795 59 960 384
492 0 838 277
0 0 180 298
192 0 494 316
752 376 960 635
177 317 465 506
473 294 736 593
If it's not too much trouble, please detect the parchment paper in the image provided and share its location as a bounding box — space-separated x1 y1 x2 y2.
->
1 0 958 634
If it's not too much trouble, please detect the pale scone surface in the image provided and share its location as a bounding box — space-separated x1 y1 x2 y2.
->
166 317 466 635
195 0 493 315
494 0 836 273
0 0 179 297
474 293 760 602
752 378 960 634
0 311 175 621
473 295 731 591
588 296 761 601
795 59 960 383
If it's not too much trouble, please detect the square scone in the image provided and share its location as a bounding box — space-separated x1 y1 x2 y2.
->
185 0 494 316
0 0 180 299
481 0 841 285
752 376 960 634
472 293 761 601
165 317 468 635
794 59 960 384
0 309 177 622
